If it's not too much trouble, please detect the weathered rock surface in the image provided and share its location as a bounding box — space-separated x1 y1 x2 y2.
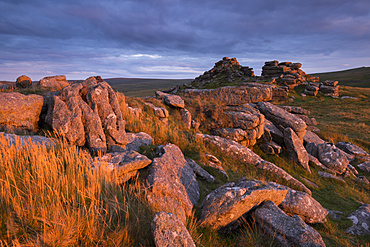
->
358 161 370 173
257 102 307 139
317 143 349 174
146 144 199 224
180 108 192 129
199 178 288 230
280 106 310 115
183 84 274 105
252 200 326 247
345 204 370 235
0 132 56 147
279 189 328 224
336 142 369 162
156 91 185 108
145 102 169 118
92 150 152 183
45 76 127 153
308 154 328 170
151 211 196 247
284 128 311 173
186 158 215 183
356 176 370 184
264 119 284 145
204 154 228 179
259 141 282 155
16 75 32 88
318 171 345 182
196 134 311 194
38 75 69 91
126 132 153 152
0 92 44 133
303 131 326 157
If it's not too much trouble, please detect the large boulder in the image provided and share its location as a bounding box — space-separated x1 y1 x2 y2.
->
257 102 307 139
345 204 370 235
197 134 311 194
252 201 326 247
16 75 32 88
45 76 127 153
199 178 288 231
303 131 326 157
284 128 311 173
336 142 369 162
317 143 349 174
125 132 153 152
279 189 328 224
151 211 196 247
146 144 199 224
183 84 274 106
0 92 43 133
156 91 185 108
38 75 70 91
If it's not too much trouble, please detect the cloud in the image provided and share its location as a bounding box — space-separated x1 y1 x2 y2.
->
0 0 369 80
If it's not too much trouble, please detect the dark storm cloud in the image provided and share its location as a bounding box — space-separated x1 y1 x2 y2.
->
0 0 369 80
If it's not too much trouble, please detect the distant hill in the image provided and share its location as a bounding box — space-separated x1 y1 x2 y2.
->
311 66 370 88
105 78 192 97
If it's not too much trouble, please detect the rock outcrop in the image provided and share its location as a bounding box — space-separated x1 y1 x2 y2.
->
0 92 44 133
199 179 288 231
151 211 196 247
251 200 326 247
38 75 70 91
257 102 307 139
284 128 311 173
156 91 185 108
45 76 127 153
197 134 311 194
317 143 349 174
146 144 199 224
16 75 32 88
345 204 370 235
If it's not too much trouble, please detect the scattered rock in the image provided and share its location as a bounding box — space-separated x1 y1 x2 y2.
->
318 171 345 182
357 161 370 173
186 158 215 183
280 106 310 115
180 108 192 129
336 142 369 162
38 75 69 91
252 200 326 247
0 92 44 133
284 128 311 173
264 119 284 145
197 134 311 194
326 209 343 220
303 131 325 157
345 204 370 235
301 177 319 189
204 154 228 179
126 132 153 152
0 132 56 147
146 144 198 224
257 102 307 139
16 75 32 88
341 96 358 100
356 176 370 184
279 189 328 224
199 178 288 231
259 141 281 155
151 211 196 247
317 143 349 174
156 91 185 108
127 106 142 118
145 102 169 118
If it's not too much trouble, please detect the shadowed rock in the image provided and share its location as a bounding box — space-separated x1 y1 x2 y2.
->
1 132 56 147
186 158 215 183
16 75 32 88
126 132 153 152
358 161 370 173
336 142 370 162
151 211 195 247
317 143 349 174
199 178 288 230
0 92 44 133
252 201 326 247
345 204 370 235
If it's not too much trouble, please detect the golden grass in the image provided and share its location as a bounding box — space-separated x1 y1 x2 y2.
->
0 135 154 246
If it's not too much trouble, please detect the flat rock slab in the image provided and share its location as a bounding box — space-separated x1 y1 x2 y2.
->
0 92 44 133
199 178 288 230
197 134 311 194
252 201 326 247
186 158 215 183
279 188 328 224
0 132 56 147
146 144 199 224
257 102 307 139
358 161 370 173
345 204 370 235
126 132 153 152
284 128 310 173
318 171 345 182
156 91 185 108
151 211 195 247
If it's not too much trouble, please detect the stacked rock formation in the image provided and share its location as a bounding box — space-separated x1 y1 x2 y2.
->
190 57 254 88
38 75 70 91
45 76 127 153
304 80 339 97
262 60 319 89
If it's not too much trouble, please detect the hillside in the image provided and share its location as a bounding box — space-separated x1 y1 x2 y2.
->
311 67 370 88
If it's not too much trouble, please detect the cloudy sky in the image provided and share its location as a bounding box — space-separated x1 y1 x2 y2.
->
1 0 370 80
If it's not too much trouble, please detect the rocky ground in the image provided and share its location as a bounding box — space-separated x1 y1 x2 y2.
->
0 58 369 246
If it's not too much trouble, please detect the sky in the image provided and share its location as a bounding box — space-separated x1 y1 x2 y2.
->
1 0 370 81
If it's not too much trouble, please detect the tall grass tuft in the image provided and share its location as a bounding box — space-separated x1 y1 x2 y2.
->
0 135 154 246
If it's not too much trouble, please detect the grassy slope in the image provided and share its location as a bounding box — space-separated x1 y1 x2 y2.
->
105 78 192 97
311 67 370 88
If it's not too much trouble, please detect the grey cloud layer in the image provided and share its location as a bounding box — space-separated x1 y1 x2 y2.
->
0 0 369 80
